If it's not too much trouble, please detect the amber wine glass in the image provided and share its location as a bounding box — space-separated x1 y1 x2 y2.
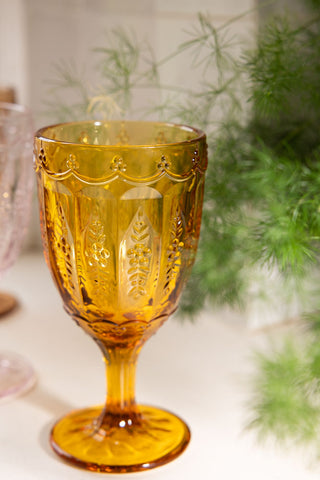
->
34 120 207 473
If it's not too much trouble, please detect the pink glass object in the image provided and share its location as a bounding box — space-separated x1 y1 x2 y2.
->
0 102 36 401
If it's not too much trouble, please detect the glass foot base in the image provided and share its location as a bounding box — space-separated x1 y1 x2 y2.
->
0 352 36 402
50 405 191 473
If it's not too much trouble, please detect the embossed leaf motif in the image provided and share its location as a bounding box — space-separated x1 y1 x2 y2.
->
85 220 110 268
184 203 197 255
48 201 76 295
124 209 152 299
164 207 184 294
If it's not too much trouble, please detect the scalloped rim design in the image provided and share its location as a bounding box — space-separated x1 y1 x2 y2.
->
34 144 207 185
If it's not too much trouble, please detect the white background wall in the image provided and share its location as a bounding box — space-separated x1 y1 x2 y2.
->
0 0 29 103
0 0 256 126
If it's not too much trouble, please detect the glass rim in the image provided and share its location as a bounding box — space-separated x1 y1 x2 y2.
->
35 120 206 149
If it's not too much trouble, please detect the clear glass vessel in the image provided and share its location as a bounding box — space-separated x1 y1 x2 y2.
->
0 102 35 401
34 120 207 472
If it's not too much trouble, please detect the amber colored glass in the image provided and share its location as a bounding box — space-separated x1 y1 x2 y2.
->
34 120 207 473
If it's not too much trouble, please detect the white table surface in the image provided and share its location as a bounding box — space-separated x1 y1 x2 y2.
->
1 251 319 480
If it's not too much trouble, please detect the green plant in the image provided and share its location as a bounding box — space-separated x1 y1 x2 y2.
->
248 312 320 455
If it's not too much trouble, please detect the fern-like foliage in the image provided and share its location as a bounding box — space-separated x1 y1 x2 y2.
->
248 336 320 447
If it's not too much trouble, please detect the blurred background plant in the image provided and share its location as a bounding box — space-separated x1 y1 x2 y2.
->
47 0 320 457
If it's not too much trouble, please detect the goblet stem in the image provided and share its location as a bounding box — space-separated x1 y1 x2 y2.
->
95 341 142 430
